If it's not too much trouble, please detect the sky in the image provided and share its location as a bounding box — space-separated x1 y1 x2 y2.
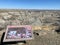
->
0 0 60 9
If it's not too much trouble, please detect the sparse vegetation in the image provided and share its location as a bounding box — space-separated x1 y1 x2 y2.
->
0 9 60 45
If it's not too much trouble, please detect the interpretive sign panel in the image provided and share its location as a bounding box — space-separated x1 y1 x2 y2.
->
3 25 34 42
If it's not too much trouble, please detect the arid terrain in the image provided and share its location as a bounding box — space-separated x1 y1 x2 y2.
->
0 9 60 45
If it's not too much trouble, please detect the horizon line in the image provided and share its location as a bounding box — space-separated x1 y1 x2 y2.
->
0 8 60 10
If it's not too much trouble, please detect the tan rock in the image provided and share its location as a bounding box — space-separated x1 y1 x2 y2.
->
17 43 24 45
3 15 12 20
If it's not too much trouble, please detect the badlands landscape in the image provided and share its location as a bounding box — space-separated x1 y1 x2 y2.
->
0 9 60 45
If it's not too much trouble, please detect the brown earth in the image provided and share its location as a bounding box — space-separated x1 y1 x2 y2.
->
0 9 60 45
